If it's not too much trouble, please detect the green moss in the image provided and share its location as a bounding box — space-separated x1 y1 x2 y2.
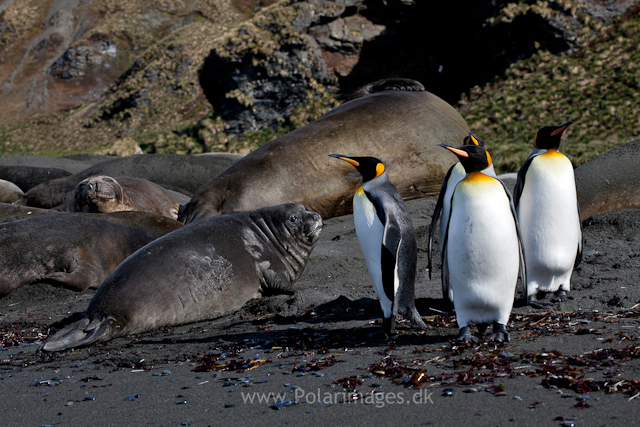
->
457 7 640 174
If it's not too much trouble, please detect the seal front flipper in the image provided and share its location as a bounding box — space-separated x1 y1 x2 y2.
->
258 267 295 296
43 256 103 291
43 270 97 292
42 316 117 352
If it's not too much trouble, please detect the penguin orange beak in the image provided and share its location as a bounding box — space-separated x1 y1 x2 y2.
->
329 153 360 167
437 143 469 158
550 120 574 136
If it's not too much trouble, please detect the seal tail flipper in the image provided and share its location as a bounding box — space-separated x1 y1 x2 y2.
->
42 316 116 352
177 179 228 224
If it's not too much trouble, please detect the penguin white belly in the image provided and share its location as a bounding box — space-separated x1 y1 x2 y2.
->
353 189 394 318
518 153 580 296
440 163 496 302
446 177 519 327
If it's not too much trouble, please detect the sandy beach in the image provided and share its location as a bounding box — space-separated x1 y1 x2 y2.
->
1 193 639 426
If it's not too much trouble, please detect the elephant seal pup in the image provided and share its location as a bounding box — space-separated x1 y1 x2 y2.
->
74 175 191 219
42 203 323 352
576 138 640 220
15 153 242 209
0 179 23 203
0 215 158 297
179 78 469 223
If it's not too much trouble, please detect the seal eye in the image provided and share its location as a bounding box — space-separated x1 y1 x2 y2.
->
289 214 299 224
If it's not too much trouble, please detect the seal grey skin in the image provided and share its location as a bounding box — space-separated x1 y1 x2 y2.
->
178 78 468 223
74 175 190 219
15 153 242 209
0 166 72 192
576 138 640 221
0 179 23 203
0 215 158 297
0 155 101 174
0 203 182 238
42 203 323 352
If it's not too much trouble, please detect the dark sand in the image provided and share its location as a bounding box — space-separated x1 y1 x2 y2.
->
1 195 639 426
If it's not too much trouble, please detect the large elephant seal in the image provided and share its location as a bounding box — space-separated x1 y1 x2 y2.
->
73 175 190 219
576 138 640 220
0 203 182 237
16 153 242 209
0 155 103 174
0 166 72 192
42 203 323 352
178 78 468 223
0 215 158 297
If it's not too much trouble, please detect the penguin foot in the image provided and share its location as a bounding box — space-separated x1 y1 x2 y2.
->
456 326 478 343
528 294 551 309
551 290 574 303
487 323 510 342
382 317 397 336
408 308 427 330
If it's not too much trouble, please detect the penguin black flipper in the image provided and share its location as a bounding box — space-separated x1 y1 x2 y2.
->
428 165 454 281
575 201 583 269
498 177 527 300
381 214 401 303
513 153 540 209
440 189 456 304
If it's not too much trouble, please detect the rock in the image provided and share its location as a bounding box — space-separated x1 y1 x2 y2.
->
109 138 143 157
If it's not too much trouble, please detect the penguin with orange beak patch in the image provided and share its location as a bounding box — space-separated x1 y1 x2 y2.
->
438 143 525 342
329 154 426 334
513 121 582 308
428 132 496 304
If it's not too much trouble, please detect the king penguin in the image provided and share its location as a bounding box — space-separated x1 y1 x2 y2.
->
329 154 426 334
428 132 496 304
438 143 525 342
513 121 582 308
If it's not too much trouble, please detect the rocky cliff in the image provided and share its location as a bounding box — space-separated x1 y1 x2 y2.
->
0 0 638 169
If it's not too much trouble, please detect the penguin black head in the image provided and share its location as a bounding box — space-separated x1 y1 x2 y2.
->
329 154 385 182
533 120 573 150
437 143 490 174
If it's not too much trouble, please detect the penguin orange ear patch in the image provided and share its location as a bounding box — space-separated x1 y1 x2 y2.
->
375 163 385 178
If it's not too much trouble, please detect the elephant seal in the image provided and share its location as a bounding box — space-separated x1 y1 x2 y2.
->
0 155 101 174
576 138 640 220
0 166 72 192
73 175 190 219
15 153 242 209
178 78 468 223
0 203 182 237
0 179 23 203
42 203 323 351
0 215 158 297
